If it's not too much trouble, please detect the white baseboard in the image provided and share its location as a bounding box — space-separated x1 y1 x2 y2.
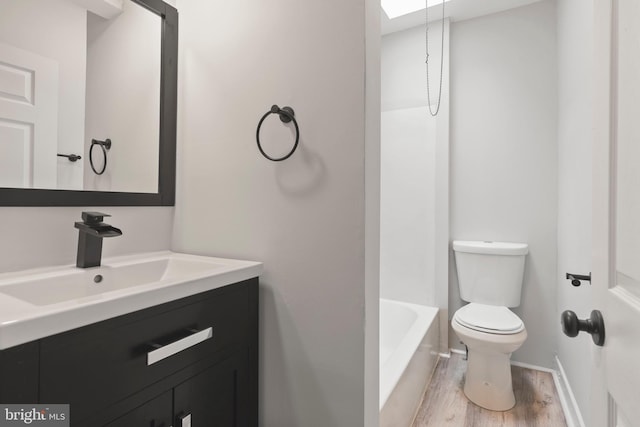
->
510 360 555 373
553 355 586 427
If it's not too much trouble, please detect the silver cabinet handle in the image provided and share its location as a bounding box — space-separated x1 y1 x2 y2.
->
147 327 213 365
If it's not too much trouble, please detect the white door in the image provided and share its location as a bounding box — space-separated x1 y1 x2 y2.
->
592 0 640 426
0 42 58 188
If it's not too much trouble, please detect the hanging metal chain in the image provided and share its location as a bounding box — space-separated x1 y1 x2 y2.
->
426 0 445 116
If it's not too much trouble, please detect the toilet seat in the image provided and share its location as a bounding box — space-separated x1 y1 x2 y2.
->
454 303 524 335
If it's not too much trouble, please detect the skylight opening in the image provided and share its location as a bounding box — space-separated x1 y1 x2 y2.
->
381 0 451 20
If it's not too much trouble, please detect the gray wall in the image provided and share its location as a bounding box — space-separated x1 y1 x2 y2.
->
449 0 558 367
364 0 381 424
172 0 373 425
556 0 593 423
0 207 173 274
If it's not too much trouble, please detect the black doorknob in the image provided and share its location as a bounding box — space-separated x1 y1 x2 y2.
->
561 310 605 346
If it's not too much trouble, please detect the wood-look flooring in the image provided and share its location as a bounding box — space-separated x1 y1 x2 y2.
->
411 354 567 427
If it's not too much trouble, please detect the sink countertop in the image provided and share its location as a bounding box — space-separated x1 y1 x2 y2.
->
0 251 263 350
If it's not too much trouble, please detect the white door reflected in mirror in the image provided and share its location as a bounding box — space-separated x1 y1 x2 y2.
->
0 42 58 188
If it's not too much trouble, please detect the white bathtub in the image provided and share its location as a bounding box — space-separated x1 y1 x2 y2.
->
380 299 439 427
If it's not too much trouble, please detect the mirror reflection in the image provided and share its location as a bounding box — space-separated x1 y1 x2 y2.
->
0 0 160 193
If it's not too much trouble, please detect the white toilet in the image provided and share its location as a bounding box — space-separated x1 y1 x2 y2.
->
451 240 529 411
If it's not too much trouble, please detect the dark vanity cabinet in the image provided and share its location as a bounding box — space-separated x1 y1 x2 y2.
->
0 278 258 427
103 391 173 427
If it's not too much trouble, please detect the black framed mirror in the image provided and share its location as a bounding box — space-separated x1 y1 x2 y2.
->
0 0 177 206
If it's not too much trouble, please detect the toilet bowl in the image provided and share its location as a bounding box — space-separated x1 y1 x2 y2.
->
451 302 527 411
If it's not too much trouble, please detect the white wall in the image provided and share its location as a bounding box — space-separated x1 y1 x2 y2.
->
380 107 436 306
84 1 161 193
0 207 173 274
380 22 450 351
381 22 449 112
449 0 558 367
556 0 593 424
0 0 86 189
172 0 372 425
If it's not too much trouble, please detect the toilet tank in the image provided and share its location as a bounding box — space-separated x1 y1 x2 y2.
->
453 241 528 307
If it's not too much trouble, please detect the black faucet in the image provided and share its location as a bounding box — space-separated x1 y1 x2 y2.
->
74 211 122 268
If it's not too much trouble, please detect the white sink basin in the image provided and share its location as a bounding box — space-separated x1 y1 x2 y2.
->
0 251 262 349
1 256 231 306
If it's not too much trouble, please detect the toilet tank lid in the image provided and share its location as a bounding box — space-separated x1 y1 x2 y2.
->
453 241 528 256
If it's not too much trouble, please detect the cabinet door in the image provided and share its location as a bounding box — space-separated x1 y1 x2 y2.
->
40 283 251 423
174 353 251 427
104 391 172 427
0 341 38 403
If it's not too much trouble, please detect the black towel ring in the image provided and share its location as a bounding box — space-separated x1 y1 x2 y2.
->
256 105 300 161
90 138 111 175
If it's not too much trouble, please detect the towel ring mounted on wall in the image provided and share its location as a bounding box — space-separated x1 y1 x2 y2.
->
90 138 112 175
256 105 300 161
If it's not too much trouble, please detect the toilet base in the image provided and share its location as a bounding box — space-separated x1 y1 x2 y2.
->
463 350 515 411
